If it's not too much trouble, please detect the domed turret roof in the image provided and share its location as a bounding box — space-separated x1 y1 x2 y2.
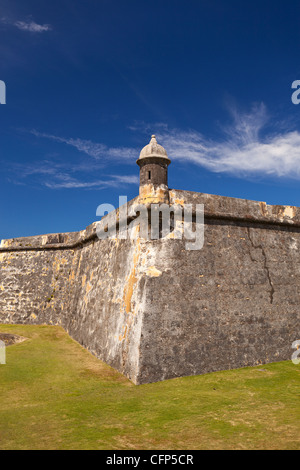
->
138 135 170 161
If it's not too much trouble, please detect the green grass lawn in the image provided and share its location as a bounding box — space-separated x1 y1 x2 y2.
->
0 324 299 450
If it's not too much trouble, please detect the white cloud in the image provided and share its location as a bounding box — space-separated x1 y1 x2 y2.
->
156 104 300 179
1 17 52 33
30 103 300 183
44 174 139 190
31 130 136 161
14 20 52 33
10 160 138 190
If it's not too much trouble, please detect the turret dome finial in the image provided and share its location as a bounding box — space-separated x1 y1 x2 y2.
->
138 135 170 161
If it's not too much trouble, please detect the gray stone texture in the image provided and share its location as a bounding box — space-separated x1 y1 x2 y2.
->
0 190 299 384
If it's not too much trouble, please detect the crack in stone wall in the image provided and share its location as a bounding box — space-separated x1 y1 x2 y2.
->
1 189 300 383
247 227 275 304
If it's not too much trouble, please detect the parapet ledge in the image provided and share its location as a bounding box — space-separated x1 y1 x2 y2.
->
0 196 139 252
1 191 300 252
169 189 300 227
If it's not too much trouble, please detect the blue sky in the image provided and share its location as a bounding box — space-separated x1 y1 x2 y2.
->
1 0 300 239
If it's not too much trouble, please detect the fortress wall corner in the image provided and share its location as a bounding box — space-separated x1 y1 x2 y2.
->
134 190 300 383
0 224 150 384
0 190 300 384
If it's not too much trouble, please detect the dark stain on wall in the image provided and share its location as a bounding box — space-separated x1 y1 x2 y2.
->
0 190 299 384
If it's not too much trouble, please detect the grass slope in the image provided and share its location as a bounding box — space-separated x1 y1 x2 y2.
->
0 324 299 450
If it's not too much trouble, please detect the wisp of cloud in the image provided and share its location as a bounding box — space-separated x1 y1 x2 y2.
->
28 103 300 188
158 104 300 179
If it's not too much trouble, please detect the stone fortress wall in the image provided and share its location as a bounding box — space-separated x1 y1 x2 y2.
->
0 135 299 384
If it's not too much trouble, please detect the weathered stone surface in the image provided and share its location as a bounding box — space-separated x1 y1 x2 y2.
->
0 333 27 346
0 190 299 384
